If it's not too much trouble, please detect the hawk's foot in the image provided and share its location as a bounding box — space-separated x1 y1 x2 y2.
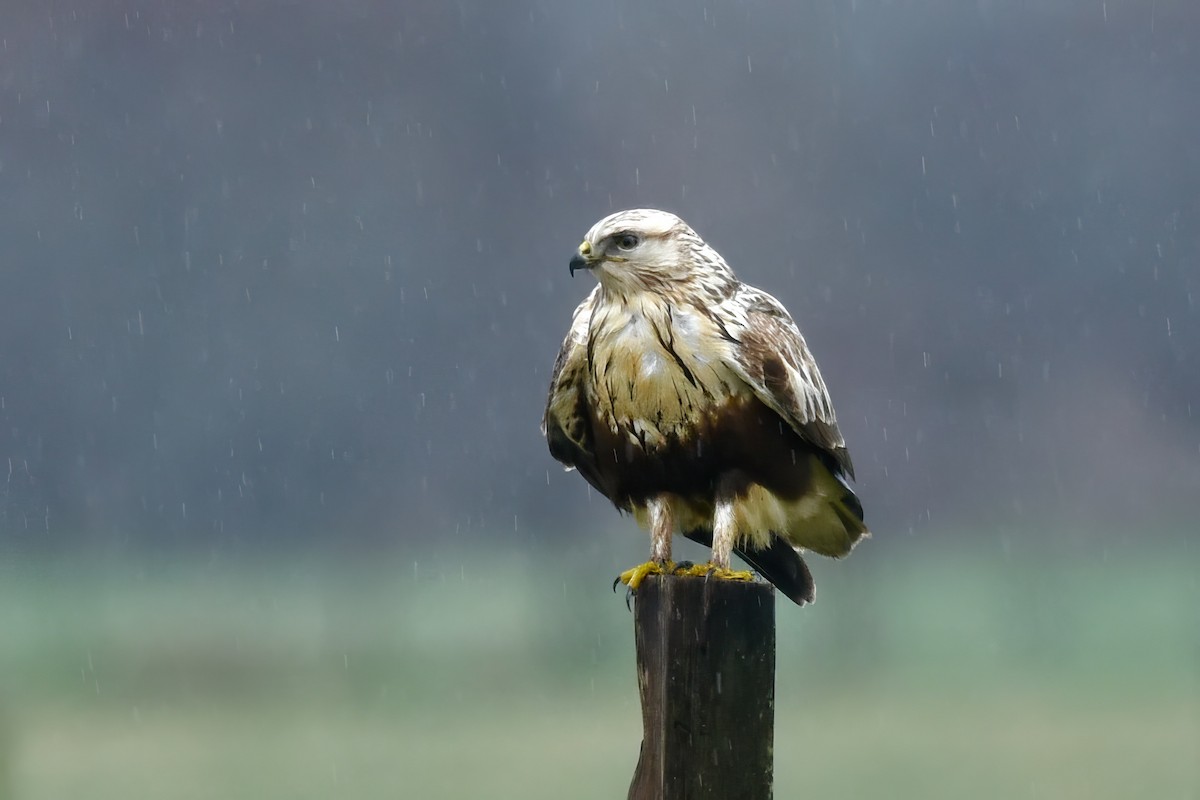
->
676 562 755 582
614 560 676 592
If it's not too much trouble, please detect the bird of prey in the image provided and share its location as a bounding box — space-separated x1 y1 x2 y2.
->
542 209 868 605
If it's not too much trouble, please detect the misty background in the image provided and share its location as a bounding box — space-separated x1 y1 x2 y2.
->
3 0 1196 553
1 2 1197 799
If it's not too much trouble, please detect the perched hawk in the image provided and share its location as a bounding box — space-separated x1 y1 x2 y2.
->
543 209 868 605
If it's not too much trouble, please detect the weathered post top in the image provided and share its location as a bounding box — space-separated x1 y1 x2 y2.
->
628 574 776 800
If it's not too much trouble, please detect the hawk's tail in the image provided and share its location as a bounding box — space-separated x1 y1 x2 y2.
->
735 538 816 607
682 529 816 606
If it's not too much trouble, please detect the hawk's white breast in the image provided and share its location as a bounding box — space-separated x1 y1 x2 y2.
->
588 296 743 446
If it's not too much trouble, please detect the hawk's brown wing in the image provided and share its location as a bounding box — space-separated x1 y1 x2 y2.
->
722 286 855 480
542 287 611 498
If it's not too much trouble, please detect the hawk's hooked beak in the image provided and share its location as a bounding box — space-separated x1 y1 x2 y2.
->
569 240 596 277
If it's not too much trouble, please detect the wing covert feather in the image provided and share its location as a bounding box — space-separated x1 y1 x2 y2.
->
722 286 855 479
542 287 608 492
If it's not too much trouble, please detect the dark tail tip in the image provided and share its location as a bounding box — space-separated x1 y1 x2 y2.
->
739 537 816 606
736 538 815 606
682 528 816 606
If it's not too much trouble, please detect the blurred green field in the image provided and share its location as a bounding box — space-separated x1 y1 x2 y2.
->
0 538 1196 799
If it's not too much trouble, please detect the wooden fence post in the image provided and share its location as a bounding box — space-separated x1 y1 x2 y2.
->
627 574 775 800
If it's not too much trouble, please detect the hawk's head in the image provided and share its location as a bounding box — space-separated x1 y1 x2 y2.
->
569 209 737 298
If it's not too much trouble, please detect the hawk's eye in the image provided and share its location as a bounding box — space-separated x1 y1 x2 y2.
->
616 233 640 251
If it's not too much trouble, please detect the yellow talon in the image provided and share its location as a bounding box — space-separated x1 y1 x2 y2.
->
677 562 755 582
616 560 676 591
615 561 755 594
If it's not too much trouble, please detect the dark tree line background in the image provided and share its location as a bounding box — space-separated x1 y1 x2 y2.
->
1 0 1196 557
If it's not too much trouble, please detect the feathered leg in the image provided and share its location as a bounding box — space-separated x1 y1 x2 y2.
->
711 495 736 569
678 493 753 583
648 496 672 563
616 496 675 592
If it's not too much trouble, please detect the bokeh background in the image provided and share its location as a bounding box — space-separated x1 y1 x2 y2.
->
1 1 1197 798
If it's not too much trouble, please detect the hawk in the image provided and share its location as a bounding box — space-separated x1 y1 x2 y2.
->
543 209 868 605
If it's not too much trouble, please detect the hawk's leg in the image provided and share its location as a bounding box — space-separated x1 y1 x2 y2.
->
616 496 675 592
679 494 753 582
712 494 736 569
649 495 672 563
